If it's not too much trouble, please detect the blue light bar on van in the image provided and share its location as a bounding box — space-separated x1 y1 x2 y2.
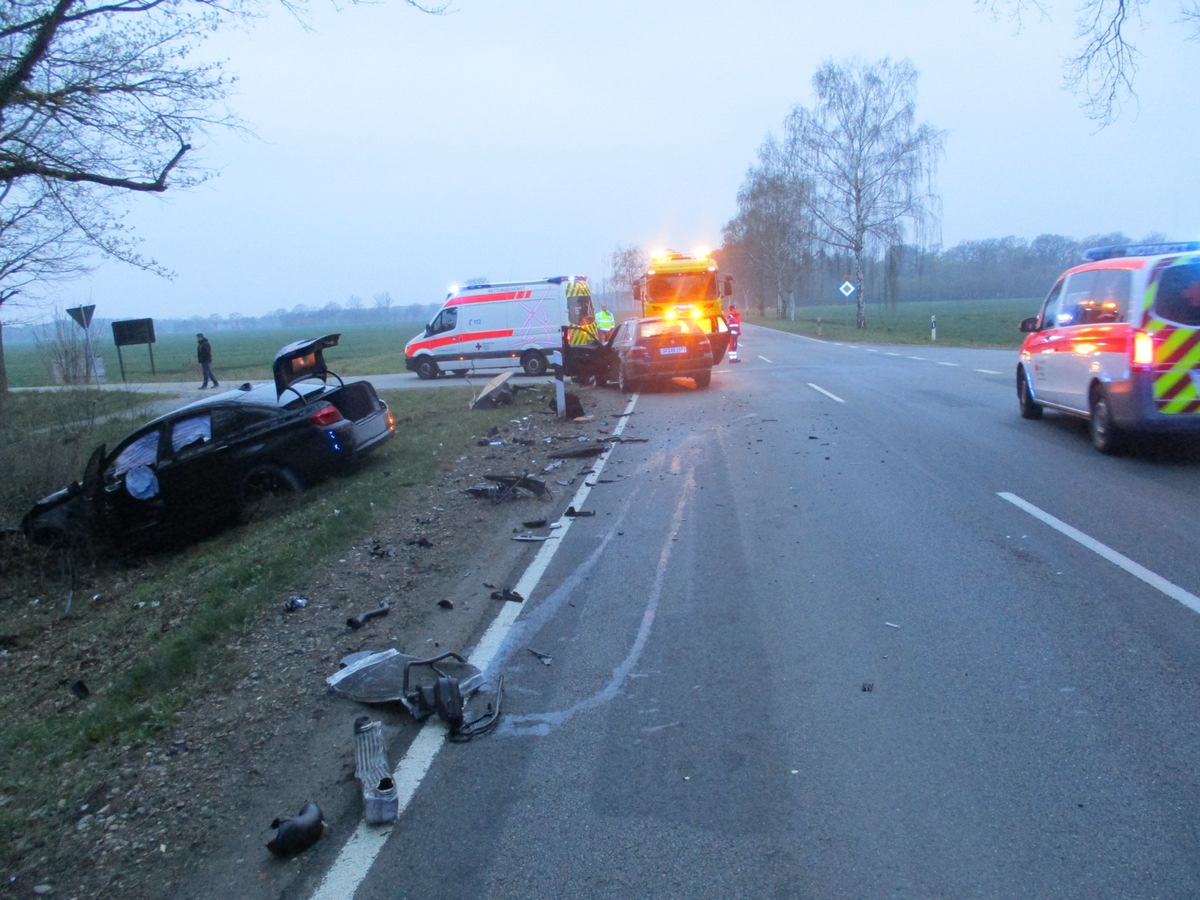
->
1083 241 1200 261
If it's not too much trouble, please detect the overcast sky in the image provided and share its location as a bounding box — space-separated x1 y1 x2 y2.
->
58 0 1200 323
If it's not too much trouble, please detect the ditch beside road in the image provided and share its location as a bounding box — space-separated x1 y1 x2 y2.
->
2 379 630 899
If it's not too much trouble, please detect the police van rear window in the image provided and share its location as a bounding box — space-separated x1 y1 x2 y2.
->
1153 263 1200 326
1062 268 1130 325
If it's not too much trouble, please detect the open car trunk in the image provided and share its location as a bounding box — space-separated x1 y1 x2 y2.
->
273 334 392 455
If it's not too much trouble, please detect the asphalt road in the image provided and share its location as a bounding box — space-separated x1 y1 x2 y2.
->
299 329 1200 896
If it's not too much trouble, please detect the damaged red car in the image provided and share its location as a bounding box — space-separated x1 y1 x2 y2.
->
22 335 395 550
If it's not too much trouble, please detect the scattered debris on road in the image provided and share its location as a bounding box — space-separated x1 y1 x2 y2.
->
326 649 502 741
466 473 550 503
266 802 325 857
353 717 398 825
346 601 391 630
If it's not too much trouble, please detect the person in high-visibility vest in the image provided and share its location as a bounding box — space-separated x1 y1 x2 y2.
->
727 304 742 362
594 303 615 339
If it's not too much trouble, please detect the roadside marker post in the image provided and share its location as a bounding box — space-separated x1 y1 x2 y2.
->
552 349 566 417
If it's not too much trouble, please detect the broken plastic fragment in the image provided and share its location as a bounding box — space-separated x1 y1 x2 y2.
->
267 802 324 856
347 601 391 630
327 648 482 708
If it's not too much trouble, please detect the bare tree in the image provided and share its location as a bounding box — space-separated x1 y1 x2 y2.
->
0 0 440 392
784 58 944 328
607 244 645 313
722 136 814 318
981 0 1200 122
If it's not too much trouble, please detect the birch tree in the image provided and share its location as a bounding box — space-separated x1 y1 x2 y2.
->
722 136 815 318
783 58 944 328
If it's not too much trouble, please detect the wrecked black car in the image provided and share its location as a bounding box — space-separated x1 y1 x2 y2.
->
563 315 731 387
22 335 395 550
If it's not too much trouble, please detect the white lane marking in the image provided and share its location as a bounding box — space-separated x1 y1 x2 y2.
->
937 361 961 367
999 492 1200 616
501 471 695 736
310 396 638 900
807 383 845 403
907 356 927 361
757 355 773 363
976 368 1002 375
885 352 902 357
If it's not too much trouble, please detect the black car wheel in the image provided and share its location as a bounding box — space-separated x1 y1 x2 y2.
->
521 351 548 377
238 465 304 523
415 357 439 380
1017 367 1043 419
694 370 712 389
1089 385 1125 454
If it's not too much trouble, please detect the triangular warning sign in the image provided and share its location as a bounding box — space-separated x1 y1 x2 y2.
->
66 305 95 329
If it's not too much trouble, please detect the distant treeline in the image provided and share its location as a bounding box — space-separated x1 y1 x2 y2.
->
724 231 1156 315
5 300 446 344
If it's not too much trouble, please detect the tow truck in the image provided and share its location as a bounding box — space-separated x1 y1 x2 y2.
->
634 248 732 328
633 247 733 363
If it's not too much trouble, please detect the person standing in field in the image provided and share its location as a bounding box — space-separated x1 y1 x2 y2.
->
197 333 219 389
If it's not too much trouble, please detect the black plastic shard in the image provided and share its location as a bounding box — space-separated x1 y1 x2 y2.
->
267 802 325 856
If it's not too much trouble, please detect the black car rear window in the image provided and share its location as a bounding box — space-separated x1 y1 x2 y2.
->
1153 262 1200 325
641 320 702 339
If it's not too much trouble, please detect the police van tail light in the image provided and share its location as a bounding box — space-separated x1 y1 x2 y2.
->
1132 331 1156 368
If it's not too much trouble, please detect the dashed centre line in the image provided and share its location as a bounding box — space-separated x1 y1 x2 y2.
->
807 383 845 403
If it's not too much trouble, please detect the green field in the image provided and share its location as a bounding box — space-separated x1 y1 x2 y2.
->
747 297 1038 347
2 299 1039 388
2 322 431 388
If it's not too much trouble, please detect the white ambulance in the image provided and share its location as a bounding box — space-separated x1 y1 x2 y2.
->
404 276 594 379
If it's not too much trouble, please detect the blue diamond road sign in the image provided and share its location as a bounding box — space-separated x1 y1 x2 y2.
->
840 280 855 297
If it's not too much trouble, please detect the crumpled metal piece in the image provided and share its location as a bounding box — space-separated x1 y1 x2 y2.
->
353 717 398 825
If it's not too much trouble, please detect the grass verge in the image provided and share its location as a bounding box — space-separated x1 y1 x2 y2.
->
0 383 541 870
749 297 1038 347
0 389 190 530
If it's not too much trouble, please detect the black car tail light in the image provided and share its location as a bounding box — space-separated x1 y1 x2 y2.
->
308 404 344 427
